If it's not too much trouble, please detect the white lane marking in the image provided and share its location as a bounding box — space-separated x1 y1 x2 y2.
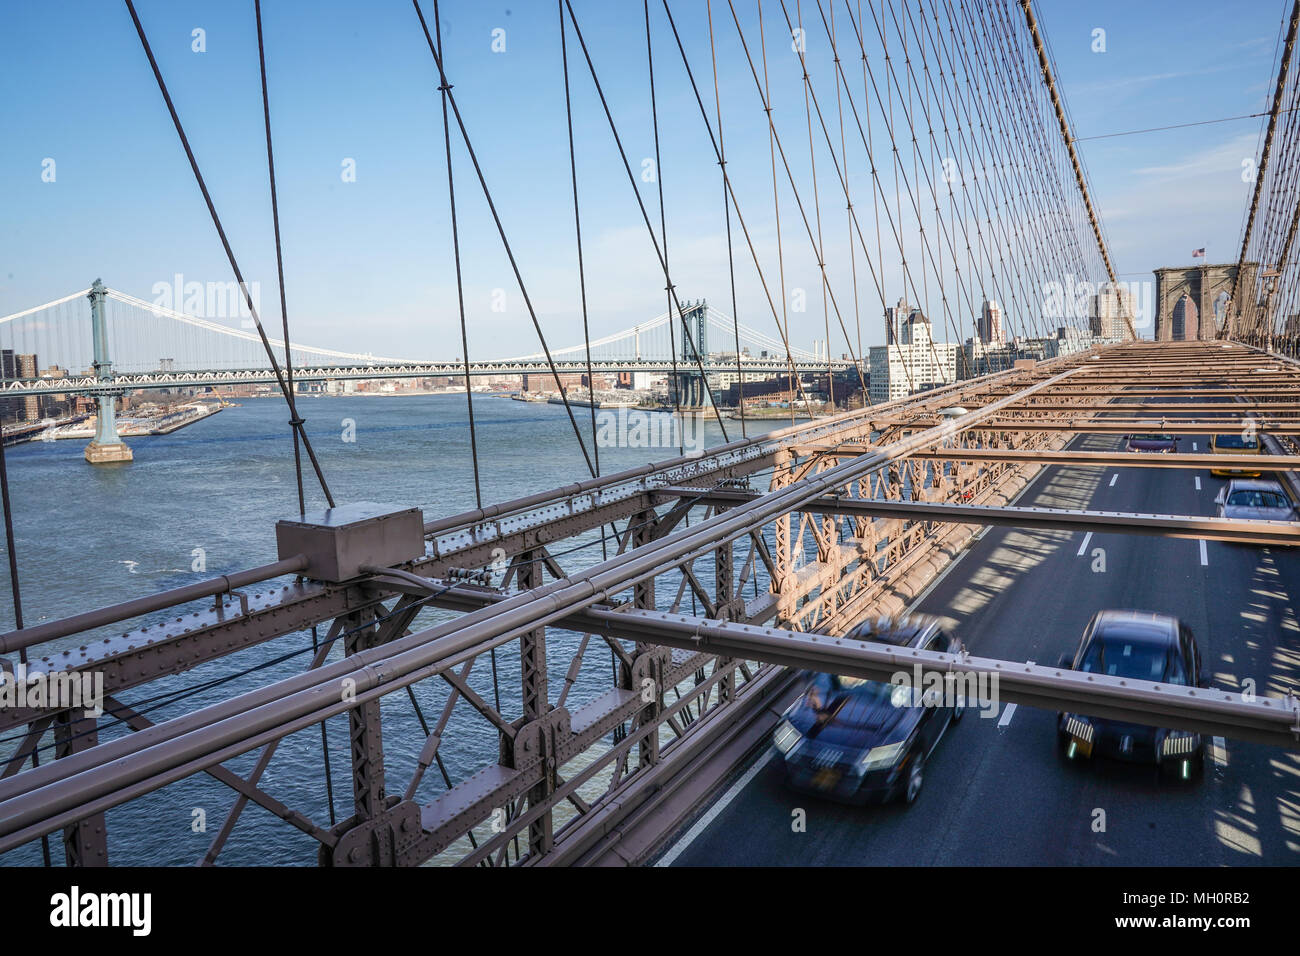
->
1108 473 1118 487
1195 476 1201 491
1192 441 1198 451
655 749 778 867
661 441 1078 865
997 703 1018 727
1199 539 1209 566
1076 531 1093 557
1211 736 1228 770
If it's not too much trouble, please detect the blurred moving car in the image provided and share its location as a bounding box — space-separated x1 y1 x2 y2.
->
1215 478 1296 522
772 615 962 806
1057 610 1207 781
1209 432 1262 477
1126 434 1177 453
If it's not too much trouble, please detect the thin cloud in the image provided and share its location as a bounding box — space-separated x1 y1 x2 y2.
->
1133 132 1261 179
1070 62 1248 96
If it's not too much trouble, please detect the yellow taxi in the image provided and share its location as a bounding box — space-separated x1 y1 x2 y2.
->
1209 432 1263 478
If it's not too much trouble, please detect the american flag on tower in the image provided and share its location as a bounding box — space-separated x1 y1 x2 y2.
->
1192 248 1206 257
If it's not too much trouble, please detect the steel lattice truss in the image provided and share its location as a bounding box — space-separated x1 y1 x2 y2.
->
0 358 848 399
0 341 1297 867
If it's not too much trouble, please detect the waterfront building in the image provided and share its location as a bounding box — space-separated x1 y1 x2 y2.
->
869 309 958 402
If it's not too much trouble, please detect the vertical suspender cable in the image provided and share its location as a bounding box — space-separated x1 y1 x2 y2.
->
412 0 599 478
254 0 307 517
644 0 685 450
431 0 484 514
255 0 337 828
430 0 502 716
706 0 748 435
560 0 603 487
0 440 50 866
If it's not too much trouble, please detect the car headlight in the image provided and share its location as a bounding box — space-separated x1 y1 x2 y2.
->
856 741 906 774
773 719 802 755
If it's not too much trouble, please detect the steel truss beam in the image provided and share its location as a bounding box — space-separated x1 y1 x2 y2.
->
651 488 1300 547
795 446 1300 471
4 343 1299 865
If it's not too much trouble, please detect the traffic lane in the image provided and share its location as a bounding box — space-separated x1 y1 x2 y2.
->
667 434 1299 865
1043 426 1300 864
1199 504 1300 863
666 437 1108 865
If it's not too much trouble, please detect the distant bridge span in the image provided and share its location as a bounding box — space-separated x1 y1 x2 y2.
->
0 285 846 398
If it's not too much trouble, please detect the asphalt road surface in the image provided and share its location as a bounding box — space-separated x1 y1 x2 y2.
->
663 413 1300 866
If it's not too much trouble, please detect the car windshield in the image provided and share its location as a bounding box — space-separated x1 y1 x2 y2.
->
804 673 894 709
1078 634 1188 685
1131 434 1173 443
1227 489 1289 509
1215 434 1259 450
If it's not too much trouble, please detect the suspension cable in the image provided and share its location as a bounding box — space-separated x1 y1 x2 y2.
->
124 0 336 507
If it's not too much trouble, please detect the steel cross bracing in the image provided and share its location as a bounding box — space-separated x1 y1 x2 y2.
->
0 341 1298 866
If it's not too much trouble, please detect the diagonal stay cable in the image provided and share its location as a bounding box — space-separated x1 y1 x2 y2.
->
427 0 504 723
562 0 730 439
659 0 819 414
124 0 335 508
411 0 597 477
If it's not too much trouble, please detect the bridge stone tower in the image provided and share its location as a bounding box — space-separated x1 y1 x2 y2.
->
1153 262 1257 341
84 280 133 465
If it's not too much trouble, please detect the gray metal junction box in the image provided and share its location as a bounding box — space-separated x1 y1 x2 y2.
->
276 502 425 583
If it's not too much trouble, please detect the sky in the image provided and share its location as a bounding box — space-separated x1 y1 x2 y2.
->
0 0 1292 360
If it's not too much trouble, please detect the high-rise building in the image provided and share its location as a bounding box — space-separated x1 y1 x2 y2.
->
884 297 910 345
977 299 1004 344
0 350 40 424
869 309 958 403
1090 284 1134 340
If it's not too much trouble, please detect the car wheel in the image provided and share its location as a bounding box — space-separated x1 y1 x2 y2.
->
903 754 925 805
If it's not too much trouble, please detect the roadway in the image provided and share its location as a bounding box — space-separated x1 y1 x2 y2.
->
661 411 1300 866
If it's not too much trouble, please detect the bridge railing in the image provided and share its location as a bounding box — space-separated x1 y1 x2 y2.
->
3 344 1299 865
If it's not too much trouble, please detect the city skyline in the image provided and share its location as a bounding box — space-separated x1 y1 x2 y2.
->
0 1 1285 362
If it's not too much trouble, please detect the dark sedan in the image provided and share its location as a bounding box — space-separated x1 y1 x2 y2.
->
1125 433 1178 453
772 615 963 806
1057 610 1208 781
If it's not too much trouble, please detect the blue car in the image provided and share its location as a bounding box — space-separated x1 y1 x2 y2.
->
772 615 963 806
1057 610 1208 781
